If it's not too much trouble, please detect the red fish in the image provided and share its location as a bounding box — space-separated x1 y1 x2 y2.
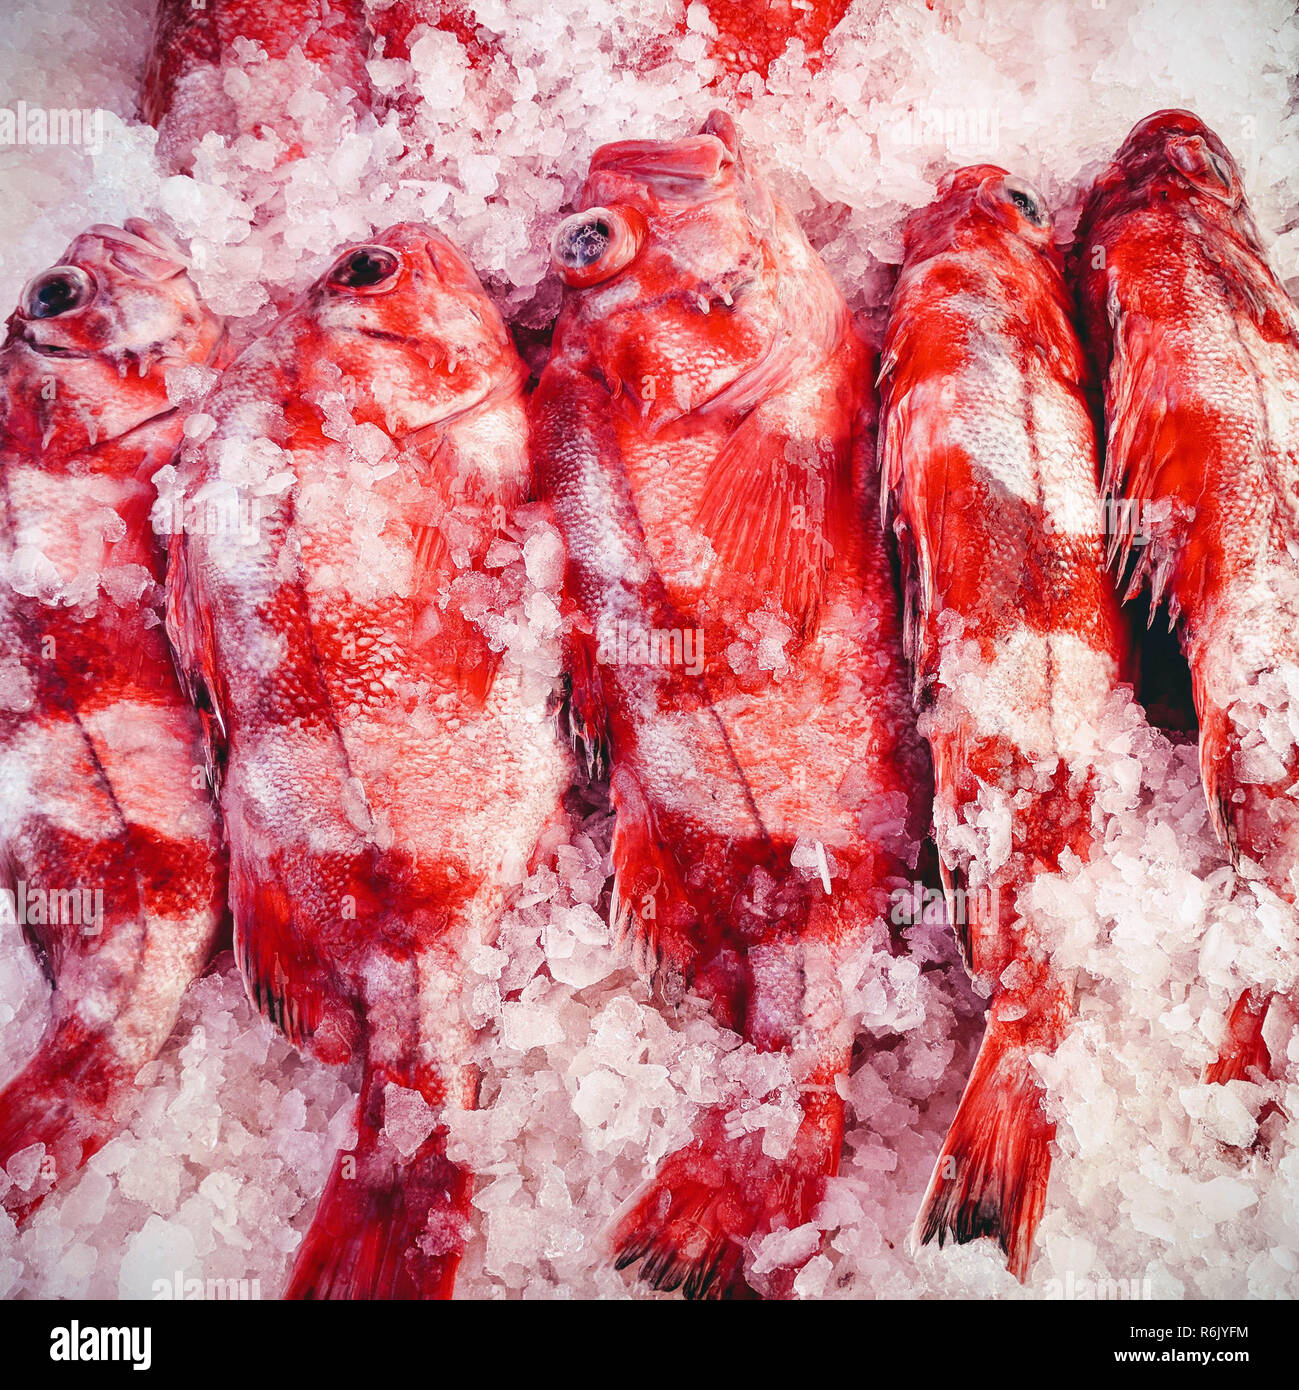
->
167 223 570 1298
0 221 227 1217
534 111 930 1299
140 0 375 173
695 0 854 79
367 0 498 71
878 167 1129 1279
1074 111 1299 1085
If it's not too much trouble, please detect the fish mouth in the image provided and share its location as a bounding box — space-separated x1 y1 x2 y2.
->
590 133 735 194
1119 108 1212 154
85 219 189 281
17 330 88 359
350 327 422 347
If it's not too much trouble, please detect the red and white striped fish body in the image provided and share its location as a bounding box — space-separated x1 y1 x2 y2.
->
1074 111 1299 1083
880 167 1129 1279
169 225 571 1298
535 112 930 1298
0 221 226 1217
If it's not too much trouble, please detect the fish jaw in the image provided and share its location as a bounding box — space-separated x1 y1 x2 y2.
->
297 222 527 440
548 113 806 435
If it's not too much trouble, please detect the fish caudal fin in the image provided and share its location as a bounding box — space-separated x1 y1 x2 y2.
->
912 1015 1056 1282
286 1076 472 1300
1204 988 1273 1085
612 1099 841 1300
0 1023 125 1220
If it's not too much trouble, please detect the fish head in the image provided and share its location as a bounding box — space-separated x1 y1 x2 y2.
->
1082 110 1263 251
1111 110 1244 208
0 219 221 457
903 164 1056 266
304 223 522 439
548 110 800 429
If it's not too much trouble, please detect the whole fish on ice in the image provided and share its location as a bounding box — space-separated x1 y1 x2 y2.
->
534 111 930 1299
168 223 571 1298
878 167 1130 1278
0 221 227 1217
1074 111 1299 1084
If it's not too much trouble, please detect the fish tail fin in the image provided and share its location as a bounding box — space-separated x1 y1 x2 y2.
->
912 1014 1056 1282
285 1067 472 1301
1204 987 1273 1084
0 1021 124 1220
612 1087 843 1300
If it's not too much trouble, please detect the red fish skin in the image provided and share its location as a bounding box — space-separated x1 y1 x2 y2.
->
697 0 854 79
1073 111 1299 1085
367 0 498 70
168 224 570 1299
140 0 375 174
535 111 930 1299
0 222 227 1218
879 167 1130 1279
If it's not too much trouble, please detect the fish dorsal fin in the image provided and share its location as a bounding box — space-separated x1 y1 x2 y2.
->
1102 298 1191 610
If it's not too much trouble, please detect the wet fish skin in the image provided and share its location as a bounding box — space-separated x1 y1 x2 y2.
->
535 110 930 1299
1073 110 1299 1083
168 222 570 1299
0 220 227 1218
879 166 1130 1279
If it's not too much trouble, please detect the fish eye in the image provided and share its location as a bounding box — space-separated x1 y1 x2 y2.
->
328 245 401 291
22 265 95 319
550 206 646 289
554 214 612 270
1006 183 1046 227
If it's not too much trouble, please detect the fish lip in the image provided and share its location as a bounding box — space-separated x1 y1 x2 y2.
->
340 325 426 349
15 330 89 359
86 219 189 279
589 133 735 188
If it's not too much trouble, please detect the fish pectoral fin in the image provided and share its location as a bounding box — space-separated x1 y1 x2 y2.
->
231 858 352 1061
165 530 230 792
696 399 855 642
607 764 699 984
562 620 610 780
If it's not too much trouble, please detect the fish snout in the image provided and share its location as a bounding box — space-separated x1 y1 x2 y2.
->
1117 110 1241 202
